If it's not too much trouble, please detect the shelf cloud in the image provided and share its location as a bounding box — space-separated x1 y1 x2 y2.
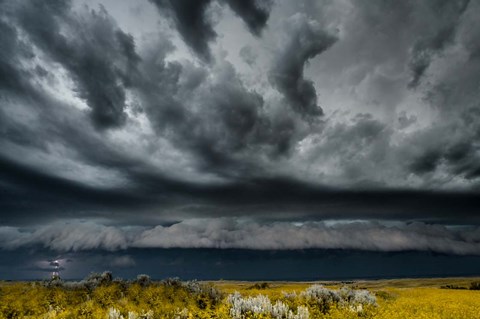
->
2 219 480 255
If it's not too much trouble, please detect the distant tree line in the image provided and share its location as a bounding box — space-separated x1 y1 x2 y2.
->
440 281 480 290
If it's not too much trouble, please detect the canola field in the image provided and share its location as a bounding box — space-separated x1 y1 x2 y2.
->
1 274 480 319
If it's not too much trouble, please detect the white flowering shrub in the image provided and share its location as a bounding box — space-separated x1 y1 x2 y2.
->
301 284 340 313
302 285 340 304
127 310 154 319
162 277 182 287
227 292 309 319
135 274 151 287
108 307 123 319
352 289 377 306
338 286 377 310
338 286 355 303
174 307 189 319
271 300 289 318
107 308 154 319
182 280 203 294
282 291 297 299
301 285 377 314
182 280 223 303
292 306 309 319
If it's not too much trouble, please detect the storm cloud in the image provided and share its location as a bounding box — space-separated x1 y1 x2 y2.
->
11 0 139 128
149 0 216 62
269 13 337 117
149 0 273 62
1 0 480 267
407 0 470 88
2 219 480 255
224 0 272 36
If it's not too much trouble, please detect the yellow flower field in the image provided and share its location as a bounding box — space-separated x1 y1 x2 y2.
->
1 275 479 319
374 288 480 319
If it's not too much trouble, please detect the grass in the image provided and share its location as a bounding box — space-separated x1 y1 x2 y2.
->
1 276 480 318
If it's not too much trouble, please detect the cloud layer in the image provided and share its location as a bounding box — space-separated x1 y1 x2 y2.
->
1 0 480 241
2 219 480 255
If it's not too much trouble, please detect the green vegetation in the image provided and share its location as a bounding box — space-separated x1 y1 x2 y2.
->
440 280 480 290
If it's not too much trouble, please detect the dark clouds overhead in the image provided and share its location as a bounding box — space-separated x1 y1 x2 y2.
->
1 0 480 261
0 18 32 93
150 0 273 62
12 0 139 129
224 0 272 36
269 14 337 117
407 0 471 88
150 0 216 62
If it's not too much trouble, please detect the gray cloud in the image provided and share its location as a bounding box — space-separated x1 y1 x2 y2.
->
1 0 480 248
403 0 480 181
134 52 259 173
408 0 470 88
405 119 480 181
135 219 480 255
239 45 257 66
134 46 300 174
149 0 216 62
0 18 33 94
9 1 139 129
269 14 337 117
149 0 273 62
397 111 417 129
2 219 480 255
1 221 129 251
224 0 272 36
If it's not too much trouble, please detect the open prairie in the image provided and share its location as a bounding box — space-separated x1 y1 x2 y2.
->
1 276 480 319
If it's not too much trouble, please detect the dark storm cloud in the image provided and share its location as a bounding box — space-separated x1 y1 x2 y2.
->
134 45 298 173
11 0 139 129
3 151 480 225
0 155 156 224
149 0 216 62
149 0 273 62
0 18 33 94
269 14 337 117
224 0 272 36
408 0 470 88
342 0 480 184
133 48 256 172
1 0 480 256
406 17 480 184
0 32 288 224
409 150 443 175
408 128 480 180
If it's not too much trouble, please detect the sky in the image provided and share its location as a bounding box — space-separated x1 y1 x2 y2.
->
1 0 480 280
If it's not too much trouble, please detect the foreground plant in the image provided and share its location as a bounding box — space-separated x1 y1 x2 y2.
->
227 292 309 319
108 307 154 319
2 275 479 319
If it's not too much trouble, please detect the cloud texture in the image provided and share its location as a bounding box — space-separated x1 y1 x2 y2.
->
2 219 480 255
1 0 480 257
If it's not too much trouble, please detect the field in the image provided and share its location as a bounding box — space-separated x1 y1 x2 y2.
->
1 275 480 318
